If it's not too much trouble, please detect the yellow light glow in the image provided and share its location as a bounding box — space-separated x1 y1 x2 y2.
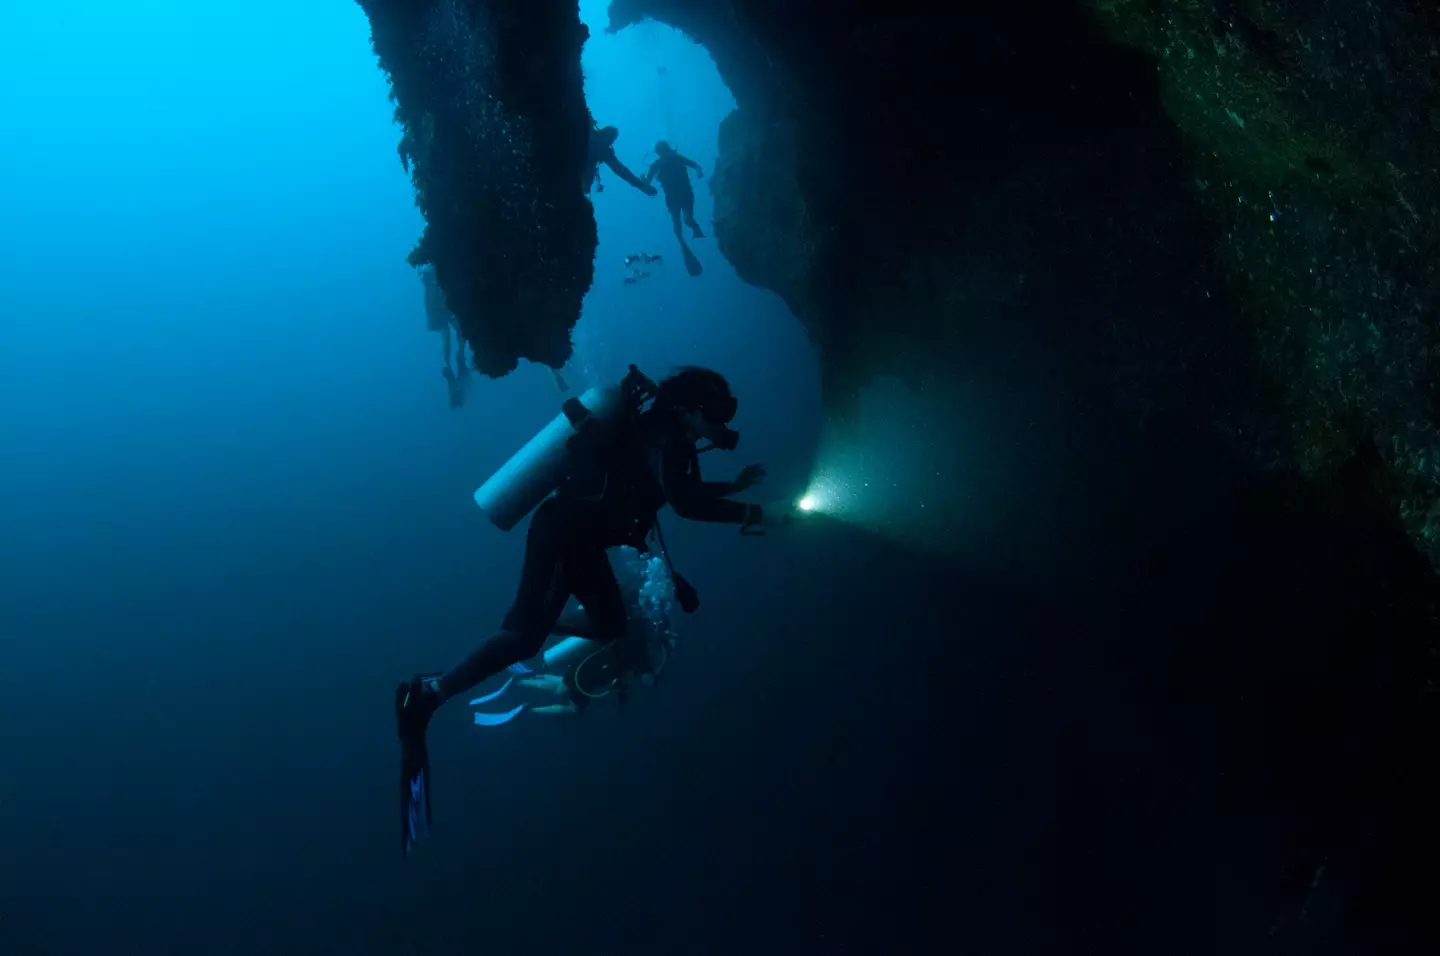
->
797 494 818 512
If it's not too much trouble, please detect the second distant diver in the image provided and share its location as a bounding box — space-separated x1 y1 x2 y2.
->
419 264 469 410
395 365 799 856
644 142 705 242
586 125 658 198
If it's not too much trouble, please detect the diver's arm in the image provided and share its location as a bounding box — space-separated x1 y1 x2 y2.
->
678 447 742 498
681 155 703 176
603 153 651 192
694 471 740 500
662 448 757 523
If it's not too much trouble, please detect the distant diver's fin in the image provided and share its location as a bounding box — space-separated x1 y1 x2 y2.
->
403 760 429 853
473 703 527 727
682 246 702 277
467 676 515 706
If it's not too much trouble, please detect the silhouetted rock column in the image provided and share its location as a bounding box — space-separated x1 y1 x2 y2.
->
360 0 596 375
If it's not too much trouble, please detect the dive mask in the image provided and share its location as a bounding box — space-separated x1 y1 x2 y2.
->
692 391 740 452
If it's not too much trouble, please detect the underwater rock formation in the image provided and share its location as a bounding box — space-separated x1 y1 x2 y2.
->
609 0 1440 563
602 0 1440 949
1092 0 1440 560
357 0 594 375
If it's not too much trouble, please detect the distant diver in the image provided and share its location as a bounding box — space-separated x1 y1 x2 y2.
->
644 142 705 243
419 264 469 410
624 253 663 268
585 125 658 198
395 366 799 857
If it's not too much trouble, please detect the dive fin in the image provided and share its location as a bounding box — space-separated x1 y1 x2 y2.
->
467 676 515 706
682 246 702 277
396 677 439 858
472 703 527 727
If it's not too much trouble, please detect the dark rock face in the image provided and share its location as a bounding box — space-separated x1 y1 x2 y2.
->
358 0 595 375
1094 0 1440 561
612 0 1440 563
610 1 1242 425
601 1 1440 950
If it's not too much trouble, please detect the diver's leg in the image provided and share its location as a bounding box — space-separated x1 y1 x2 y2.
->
439 323 452 368
396 505 575 856
684 197 704 239
457 535 604 731
669 203 684 243
568 546 627 645
570 547 654 686
435 502 574 701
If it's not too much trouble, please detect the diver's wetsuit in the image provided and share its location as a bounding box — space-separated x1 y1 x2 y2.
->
437 420 752 701
397 409 755 856
647 153 703 239
586 130 651 196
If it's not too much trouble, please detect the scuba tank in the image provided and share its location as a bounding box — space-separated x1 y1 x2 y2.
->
473 366 660 531
471 364 705 617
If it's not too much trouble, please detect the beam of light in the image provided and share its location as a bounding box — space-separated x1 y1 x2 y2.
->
794 376 973 557
795 471 852 517
794 460 864 521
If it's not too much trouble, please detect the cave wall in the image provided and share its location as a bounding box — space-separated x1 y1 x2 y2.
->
1093 0 1440 555
610 0 1440 562
608 1 1250 431
358 0 595 376
603 0 1440 949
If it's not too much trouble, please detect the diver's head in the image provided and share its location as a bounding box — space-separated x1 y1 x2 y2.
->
657 367 739 447
598 126 619 147
655 140 673 156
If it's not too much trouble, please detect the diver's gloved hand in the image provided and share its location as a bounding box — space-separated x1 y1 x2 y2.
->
641 184 658 197
731 464 766 494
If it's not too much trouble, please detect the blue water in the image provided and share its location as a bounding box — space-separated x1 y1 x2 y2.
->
0 4 935 953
